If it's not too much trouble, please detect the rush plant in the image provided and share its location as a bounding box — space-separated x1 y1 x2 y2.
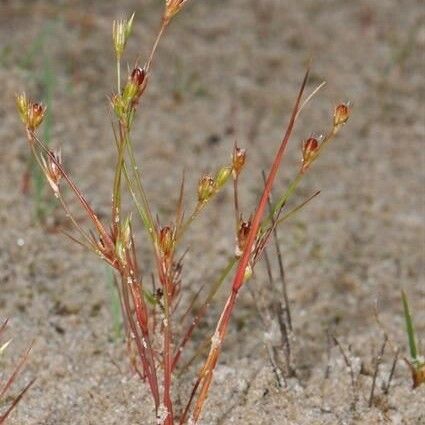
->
17 2 350 424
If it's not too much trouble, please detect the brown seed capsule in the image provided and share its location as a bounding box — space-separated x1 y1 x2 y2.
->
197 175 216 203
232 146 246 178
122 67 148 109
30 103 44 128
131 67 146 86
301 137 319 172
333 103 350 129
159 225 175 257
16 93 46 131
236 216 252 257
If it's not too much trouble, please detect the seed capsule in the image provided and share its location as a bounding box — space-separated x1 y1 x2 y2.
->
131 67 146 86
235 216 252 257
158 225 175 258
301 137 319 172
333 103 350 129
197 175 216 203
122 67 148 109
16 93 45 131
232 146 246 178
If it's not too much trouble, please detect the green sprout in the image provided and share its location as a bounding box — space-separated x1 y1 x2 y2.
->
401 290 425 388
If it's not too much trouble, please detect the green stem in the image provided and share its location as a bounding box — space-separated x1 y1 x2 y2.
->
117 58 121 94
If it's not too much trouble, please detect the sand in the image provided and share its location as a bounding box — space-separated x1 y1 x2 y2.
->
0 0 423 424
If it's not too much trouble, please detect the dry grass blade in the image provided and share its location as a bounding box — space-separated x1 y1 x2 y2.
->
0 378 36 424
0 322 34 422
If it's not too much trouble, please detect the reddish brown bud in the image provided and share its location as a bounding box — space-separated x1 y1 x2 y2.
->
333 103 350 129
16 93 45 131
236 216 252 257
131 67 146 86
121 67 148 111
158 225 175 257
412 363 425 388
197 175 216 203
232 146 246 177
29 102 45 130
301 137 319 172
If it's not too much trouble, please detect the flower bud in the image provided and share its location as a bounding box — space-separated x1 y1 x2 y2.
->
122 67 148 108
16 93 29 123
29 103 45 130
112 12 135 59
197 175 216 203
215 166 232 189
232 146 246 178
333 103 350 130
301 137 319 172
16 93 45 131
131 67 146 86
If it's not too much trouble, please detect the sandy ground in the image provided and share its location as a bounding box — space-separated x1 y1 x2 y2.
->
0 0 424 424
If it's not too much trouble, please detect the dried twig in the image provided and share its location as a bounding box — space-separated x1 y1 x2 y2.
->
368 334 388 407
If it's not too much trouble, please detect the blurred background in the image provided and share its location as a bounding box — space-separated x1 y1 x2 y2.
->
0 1 423 424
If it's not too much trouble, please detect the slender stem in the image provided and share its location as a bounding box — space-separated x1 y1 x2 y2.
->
162 278 174 425
190 69 310 424
28 131 114 250
172 256 237 370
125 134 156 240
117 58 121 94
112 122 127 233
176 203 202 242
145 20 168 73
122 274 160 411
233 176 240 231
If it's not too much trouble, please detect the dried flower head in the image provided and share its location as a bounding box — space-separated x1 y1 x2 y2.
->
333 103 351 130
165 0 189 21
112 12 135 59
301 137 319 172
16 93 46 131
41 149 62 193
197 175 216 203
232 146 246 178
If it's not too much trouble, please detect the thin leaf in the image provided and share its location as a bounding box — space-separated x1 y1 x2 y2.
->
401 290 418 361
